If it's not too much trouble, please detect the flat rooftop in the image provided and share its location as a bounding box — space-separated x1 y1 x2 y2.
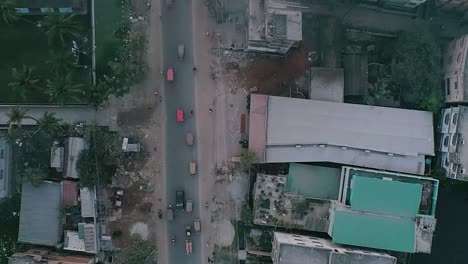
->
249 94 435 174
309 67 344 102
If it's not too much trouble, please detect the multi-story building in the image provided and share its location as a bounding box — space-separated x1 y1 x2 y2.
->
442 35 468 103
272 232 397 264
14 0 87 15
439 106 468 180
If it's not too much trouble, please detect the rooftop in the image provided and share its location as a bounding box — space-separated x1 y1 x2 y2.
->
273 232 397 264
80 187 96 218
0 138 12 199
64 137 86 179
18 181 62 246
248 94 434 174
62 181 78 206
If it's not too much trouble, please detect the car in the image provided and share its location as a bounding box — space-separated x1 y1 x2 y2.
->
176 191 185 211
177 109 184 123
167 67 174 81
178 44 185 61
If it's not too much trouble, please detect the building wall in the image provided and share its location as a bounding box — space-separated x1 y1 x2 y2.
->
0 138 12 199
443 35 468 103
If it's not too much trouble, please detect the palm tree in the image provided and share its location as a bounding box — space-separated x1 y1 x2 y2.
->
7 106 28 129
39 14 83 46
8 65 40 101
46 72 84 104
0 0 19 24
38 112 63 135
46 49 76 74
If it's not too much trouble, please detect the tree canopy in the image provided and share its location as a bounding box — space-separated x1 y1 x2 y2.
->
114 239 157 264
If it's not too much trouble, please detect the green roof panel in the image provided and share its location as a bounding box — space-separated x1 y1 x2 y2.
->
349 175 422 217
332 210 416 253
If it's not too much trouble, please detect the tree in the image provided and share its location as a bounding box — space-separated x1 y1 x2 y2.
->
240 151 259 171
46 72 84 104
114 238 157 264
0 0 19 24
37 112 63 136
390 26 441 109
39 14 82 46
46 49 76 74
8 65 41 101
6 106 39 130
77 125 120 188
21 167 47 186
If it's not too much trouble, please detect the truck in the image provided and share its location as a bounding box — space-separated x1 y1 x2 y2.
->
189 161 196 175
178 44 185 61
167 205 174 221
186 132 193 146
185 239 192 255
186 199 193 213
194 218 201 233
176 191 185 211
177 109 184 123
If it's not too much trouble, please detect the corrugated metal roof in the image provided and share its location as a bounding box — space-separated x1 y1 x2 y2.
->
349 176 422 217
80 187 95 218
62 180 78 206
18 182 61 246
331 209 416 253
65 137 86 179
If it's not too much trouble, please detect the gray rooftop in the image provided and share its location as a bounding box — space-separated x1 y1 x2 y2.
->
309 68 344 102
64 137 86 179
249 95 434 175
80 187 96 218
0 138 12 199
18 181 61 246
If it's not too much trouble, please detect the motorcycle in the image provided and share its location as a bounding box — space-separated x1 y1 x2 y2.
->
205 202 209 208
157 209 162 219
171 234 176 246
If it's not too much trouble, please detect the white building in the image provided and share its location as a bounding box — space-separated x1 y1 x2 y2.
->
442 35 468 103
272 232 397 264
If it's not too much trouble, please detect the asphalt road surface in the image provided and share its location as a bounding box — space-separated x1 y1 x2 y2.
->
161 0 202 263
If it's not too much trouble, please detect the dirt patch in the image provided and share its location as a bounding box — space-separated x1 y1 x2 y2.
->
117 105 154 126
214 218 235 247
130 222 150 240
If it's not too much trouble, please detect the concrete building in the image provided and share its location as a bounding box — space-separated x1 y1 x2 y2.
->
437 0 468 14
309 68 344 102
0 137 12 199
80 187 96 218
272 232 397 264
247 0 302 54
64 223 98 254
253 165 439 253
248 94 434 174
14 0 87 15
442 35 468 103
439 106 468 180
18 181 62 247
9 249 94 264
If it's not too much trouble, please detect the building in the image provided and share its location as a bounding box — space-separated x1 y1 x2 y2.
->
247 0 302 54
439 106 468 180
64 137 87 179
442 35 468 103
80 187 96 218
359 0 427 10
0 137 12 199
248 94 434 175
64 223 98 254
50 143 64 172
437 0 468 14
8 249 94 264
14 0 87 15
309 68 344 103
253 165 439 253
272 232 397 264
18 181 62 247
62 181 78 206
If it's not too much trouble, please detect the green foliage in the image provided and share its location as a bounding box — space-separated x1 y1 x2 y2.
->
293 200 309 215
39 14 83 46
240 202 254 224
8 65 41 101
390 26 441 109
240 151 259 171
77 125 120 188
0 195 22 264
0 0 19 24
46 72 84 104
37 112 64 137
114 239 157 264
21 166 47 186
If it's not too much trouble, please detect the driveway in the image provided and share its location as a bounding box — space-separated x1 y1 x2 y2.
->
161 0 201 263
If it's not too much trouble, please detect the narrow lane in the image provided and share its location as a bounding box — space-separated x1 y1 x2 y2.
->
161 0 202 263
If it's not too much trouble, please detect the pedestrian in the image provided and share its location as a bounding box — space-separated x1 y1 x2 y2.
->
209 108 213 112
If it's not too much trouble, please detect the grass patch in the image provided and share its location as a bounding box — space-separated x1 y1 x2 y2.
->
95 0 127 75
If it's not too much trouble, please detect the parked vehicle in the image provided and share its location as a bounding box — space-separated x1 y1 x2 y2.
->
186 132 193 146
186 199 193 213
167 205 174 221
194 218 201 233
189 161 196 175
178 44 185 60
167 67 174 81
177 109 184 123
166 0 173 7
185 239 192 255
176 191 185 211
171 234 176 246
185 225 192 237
158 209 162 219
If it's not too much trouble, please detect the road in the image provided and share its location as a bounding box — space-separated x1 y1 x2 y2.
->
161 0 202 264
